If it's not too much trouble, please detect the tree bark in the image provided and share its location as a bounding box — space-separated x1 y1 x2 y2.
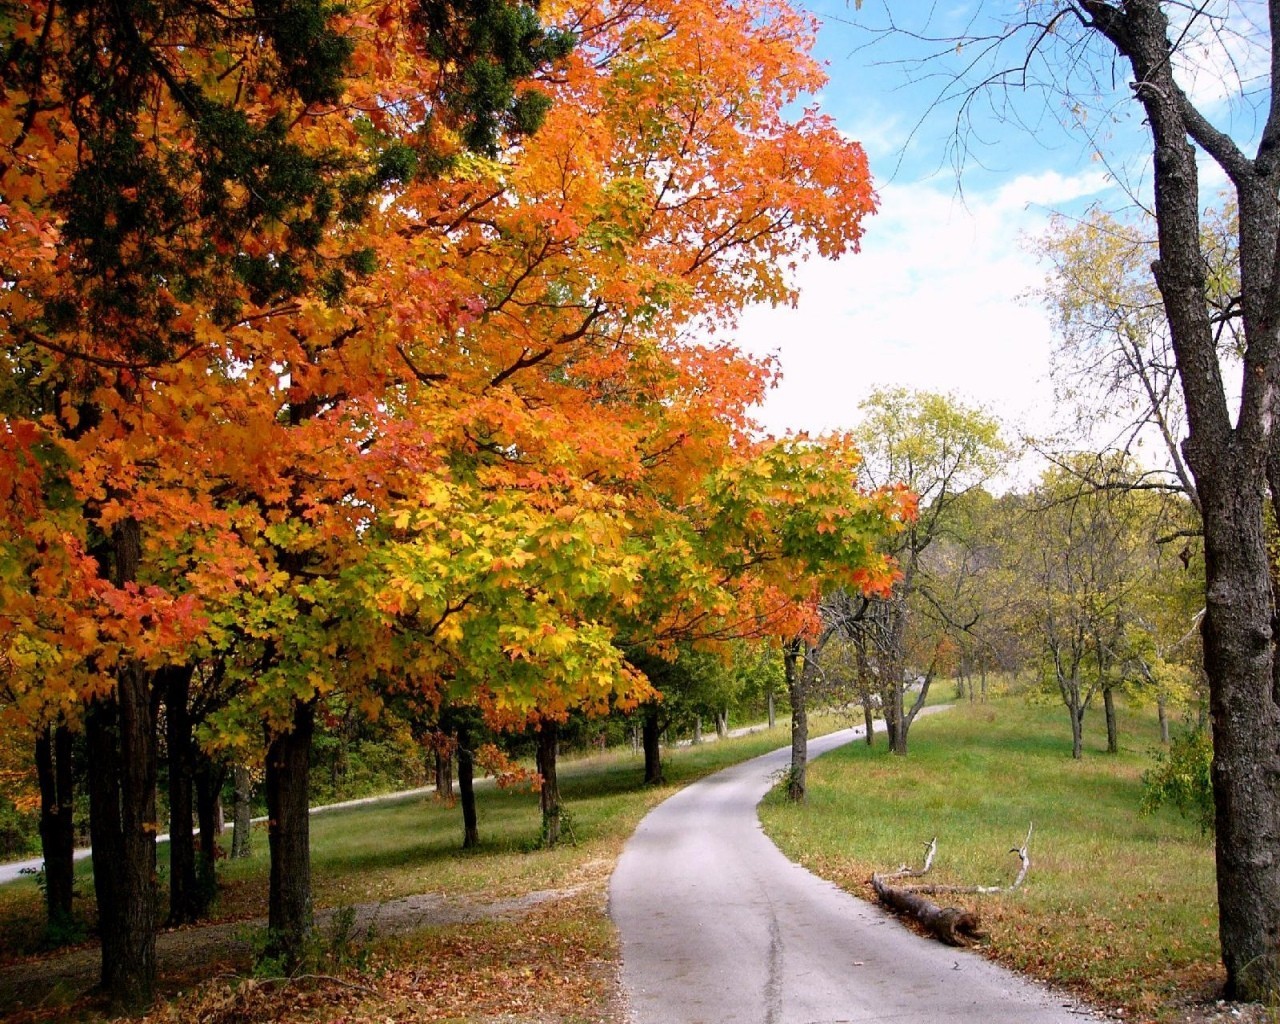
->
85 518 158 1012
870 874 985 947
1076 0 1280 997
232 764 253 859
265 699 315 971
194 754 226 914
457 722 479 850
642 706 663 785
1102 685 1119 754
767 688 776 729
34 723 75 936
855 631 875 746
435 748 454 805
784 638 808 802
163 664 199 925
1157 692 1170 745
536 720 561 847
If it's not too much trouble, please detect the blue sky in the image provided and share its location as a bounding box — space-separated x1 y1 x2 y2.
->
737 1 1259 466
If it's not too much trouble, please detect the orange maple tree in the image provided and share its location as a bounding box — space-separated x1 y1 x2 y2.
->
1 0 903 1004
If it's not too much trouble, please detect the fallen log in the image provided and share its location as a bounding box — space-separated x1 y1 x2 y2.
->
869 825 1033 947
870 873 986 946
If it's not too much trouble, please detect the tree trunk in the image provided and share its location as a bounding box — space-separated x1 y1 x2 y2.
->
163 664 199 926
785 639 808 802
85 517 158 1012
1070 703 1084 761
435 748 454 805
536 720 561 847
1082 3 1280 998
1210 464 1280 999
642 706 663 785
871 874 985 947
767 687 776 729
232 764 253 859
855 632 875 746
1157 692 1170 745
457 722 479 850
194 755 226 914
888 673 908 755
86 657 158 1011
35 723 75 937
884 583 912 755
716 710 728 737
692 716 702 744
265 699 315 971
1103 685 1119 755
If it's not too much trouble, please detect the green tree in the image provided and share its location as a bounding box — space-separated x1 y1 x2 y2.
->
846 389 1006 754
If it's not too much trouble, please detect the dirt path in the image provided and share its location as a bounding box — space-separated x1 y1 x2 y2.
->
0 884 578 1014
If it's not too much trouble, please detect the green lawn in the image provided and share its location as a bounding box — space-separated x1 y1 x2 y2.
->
761 696 1220 1022
0 700 1238 1024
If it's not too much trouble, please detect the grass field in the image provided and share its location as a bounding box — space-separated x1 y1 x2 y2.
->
760 695 1221 1022
0 698 1246 1024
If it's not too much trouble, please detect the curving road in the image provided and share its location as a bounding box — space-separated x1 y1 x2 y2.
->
610 725 1104 1024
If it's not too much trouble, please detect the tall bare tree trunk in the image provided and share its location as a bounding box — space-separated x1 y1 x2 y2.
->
642 707 663 785
265 699 315 971
86 518 158 1012
457 721 479 850
34 723 75 938
536 720 561 846
194 755 226 914
854 630 875 746
163 664 199 925
784 638 809 802
1076 3 1280 997
435 748 454 804
1102 685 1119 755
232 764 253 860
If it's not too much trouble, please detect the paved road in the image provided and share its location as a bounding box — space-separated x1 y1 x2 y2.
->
610 725 1104 1024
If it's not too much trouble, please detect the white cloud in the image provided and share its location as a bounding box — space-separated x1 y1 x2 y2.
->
733 169 1113 449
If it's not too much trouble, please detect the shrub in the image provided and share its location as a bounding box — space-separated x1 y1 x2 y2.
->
1140 727 1214 834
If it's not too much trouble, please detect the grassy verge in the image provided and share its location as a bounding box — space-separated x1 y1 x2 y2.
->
0 715 848 1023
760 696 1219 1023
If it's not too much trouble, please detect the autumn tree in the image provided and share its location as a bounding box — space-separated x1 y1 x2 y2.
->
1 0 575 1004
3 0 901 1002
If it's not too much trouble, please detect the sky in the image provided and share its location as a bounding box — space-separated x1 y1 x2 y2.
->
734 0 1258 466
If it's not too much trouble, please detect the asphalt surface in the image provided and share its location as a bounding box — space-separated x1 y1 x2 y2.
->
609 725 1105 1024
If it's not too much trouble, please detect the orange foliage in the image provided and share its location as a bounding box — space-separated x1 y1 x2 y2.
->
0 0 900 749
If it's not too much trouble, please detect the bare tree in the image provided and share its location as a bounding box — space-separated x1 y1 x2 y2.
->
862 1 1280 998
